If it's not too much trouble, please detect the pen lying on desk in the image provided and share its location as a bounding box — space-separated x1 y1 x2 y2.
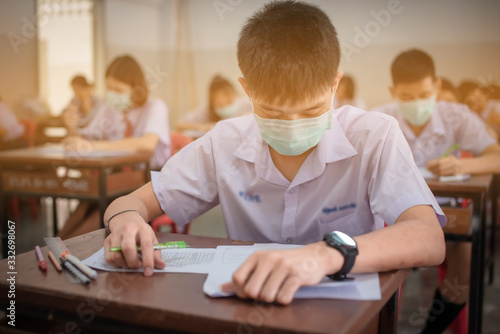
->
109 241 188 252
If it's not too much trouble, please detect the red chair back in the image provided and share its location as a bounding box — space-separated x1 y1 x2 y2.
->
19 118 37 147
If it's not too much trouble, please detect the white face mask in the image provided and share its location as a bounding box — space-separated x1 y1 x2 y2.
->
253 97 334 156
215 100 239 119
106 91 131 111
398 95 437 126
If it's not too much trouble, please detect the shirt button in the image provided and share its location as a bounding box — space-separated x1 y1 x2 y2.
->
286 238 292 244
289 189 294 194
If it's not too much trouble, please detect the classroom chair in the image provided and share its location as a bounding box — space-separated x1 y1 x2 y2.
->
11 118 39 220
151 132 194 234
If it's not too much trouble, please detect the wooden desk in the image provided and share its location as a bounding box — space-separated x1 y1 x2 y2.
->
426 174 493 334
0 145 151 256
0 230 409 334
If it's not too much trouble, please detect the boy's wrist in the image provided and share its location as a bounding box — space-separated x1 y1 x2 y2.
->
315 241 344 276
105 209 145 233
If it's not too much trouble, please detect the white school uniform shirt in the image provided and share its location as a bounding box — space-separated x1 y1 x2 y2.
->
127 98 171 170
0 102 25 141
373 101 496 167
181 97 252 123
152 106 445 244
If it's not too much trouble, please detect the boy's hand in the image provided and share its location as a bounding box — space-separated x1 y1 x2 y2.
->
104 212 166 276
426 156 463 176
220 242 343 305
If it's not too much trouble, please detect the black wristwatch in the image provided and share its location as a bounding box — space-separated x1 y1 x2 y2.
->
323 231 358 281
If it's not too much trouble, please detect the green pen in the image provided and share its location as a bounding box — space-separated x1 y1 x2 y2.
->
109 241 188 252
441 144 460 158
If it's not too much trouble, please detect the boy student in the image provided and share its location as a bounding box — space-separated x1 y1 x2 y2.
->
104 1 446 306
374 49 500 333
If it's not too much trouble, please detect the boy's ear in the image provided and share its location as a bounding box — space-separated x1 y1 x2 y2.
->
389 85 397 99
332 70 343 95
435 78 442 92
238 77 251 99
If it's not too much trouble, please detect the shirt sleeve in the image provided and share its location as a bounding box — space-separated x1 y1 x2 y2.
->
151 131 219 225
368 118 446 227
180 105 210 123
456 105 497 155
139 99 170 144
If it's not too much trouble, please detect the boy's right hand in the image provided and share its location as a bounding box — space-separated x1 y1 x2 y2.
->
103 212 166 276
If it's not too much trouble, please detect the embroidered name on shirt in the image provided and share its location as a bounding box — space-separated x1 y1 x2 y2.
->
322 202 356 214
239 191 261 203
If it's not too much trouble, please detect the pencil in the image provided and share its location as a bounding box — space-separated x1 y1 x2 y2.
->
48 250 62 272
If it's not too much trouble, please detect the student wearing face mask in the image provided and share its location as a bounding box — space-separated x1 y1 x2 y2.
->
59 55 170 240
374 49 500 334
176 75 252 137
61 75 117 138
458 80 500 139
102 1 445 306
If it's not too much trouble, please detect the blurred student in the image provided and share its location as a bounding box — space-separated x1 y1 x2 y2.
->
458 80 500 135
486 83 500 100
102 1 446 307
374 49 500 334
0 96 27 150
437 77 458 103
177 75 251 135
332 74 366 109
59 55 171 240
62 75 108 137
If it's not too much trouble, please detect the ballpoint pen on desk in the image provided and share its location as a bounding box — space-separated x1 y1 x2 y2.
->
109 241 188 252
35 246 47 272
441 143 460 158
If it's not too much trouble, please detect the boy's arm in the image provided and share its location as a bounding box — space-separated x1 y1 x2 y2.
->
427 143 500 176
103 182 166 276
221 204 444 305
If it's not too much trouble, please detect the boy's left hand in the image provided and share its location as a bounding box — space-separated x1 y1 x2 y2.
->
220 242 342 305
426 156 463 176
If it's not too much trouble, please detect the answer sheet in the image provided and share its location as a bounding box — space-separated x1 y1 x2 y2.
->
82 247 217 274
203 244 382 301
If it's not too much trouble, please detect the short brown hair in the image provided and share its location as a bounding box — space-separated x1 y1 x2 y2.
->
71 75 92 87
237 1 340 105
106 55 149 107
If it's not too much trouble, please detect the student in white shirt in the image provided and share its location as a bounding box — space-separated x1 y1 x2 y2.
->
437 77 458 103
374 49 500 334
0 97 26 150
103 1 445 306
458 80 500 138
59 55 171 240
177 75 252 136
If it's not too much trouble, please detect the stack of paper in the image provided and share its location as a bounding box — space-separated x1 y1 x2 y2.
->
83 243 381 301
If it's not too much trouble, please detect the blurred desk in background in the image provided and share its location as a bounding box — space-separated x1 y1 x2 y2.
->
0 144 151 257
426 174 493 334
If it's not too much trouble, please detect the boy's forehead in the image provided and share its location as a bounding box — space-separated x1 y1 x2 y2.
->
394 76 435 91
253 88 332 110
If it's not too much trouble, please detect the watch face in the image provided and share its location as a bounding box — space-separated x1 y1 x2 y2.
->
332 231 356 248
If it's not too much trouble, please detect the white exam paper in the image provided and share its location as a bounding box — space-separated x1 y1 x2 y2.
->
203 244 381 301
82 247 217 274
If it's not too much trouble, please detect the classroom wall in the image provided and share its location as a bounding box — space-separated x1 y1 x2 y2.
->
0 0 38 114
100 0 500 126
